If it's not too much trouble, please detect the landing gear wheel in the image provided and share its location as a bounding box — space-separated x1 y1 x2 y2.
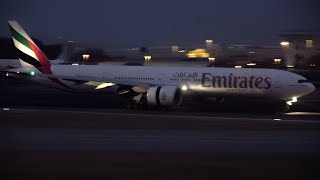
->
283 104 290 113
137 96 148 110
127 99 137 110
273 101 290 119
281 100 290 113
127 95 149 110
216 97 225 104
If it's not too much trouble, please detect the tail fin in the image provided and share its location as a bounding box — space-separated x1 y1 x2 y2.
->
8 20 52 74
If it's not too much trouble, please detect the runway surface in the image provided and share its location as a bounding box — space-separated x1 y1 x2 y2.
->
2 108 320 152
1 77 320 179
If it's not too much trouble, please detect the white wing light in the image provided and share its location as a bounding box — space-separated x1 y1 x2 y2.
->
95 83 115 90
286 97 298 106
181 85 188 91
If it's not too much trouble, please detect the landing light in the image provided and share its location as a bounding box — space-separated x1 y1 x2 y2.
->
6 72 9 77
286 97 298 106
30 71 35 76
292 97 297 102
247 63 256 66
181 85 188 91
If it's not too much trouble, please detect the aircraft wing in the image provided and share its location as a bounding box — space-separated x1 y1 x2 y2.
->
48 74 153 88
4 68 153 92
49 73 155 93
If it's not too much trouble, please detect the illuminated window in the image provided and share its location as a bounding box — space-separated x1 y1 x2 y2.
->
306 40 313 48
280 41 290 48
274 59 282 64
144 56 152 61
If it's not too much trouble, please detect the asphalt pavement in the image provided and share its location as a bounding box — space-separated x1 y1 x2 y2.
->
1 76 320 179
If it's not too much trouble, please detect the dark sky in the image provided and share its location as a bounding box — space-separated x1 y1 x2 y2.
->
1 0 319 48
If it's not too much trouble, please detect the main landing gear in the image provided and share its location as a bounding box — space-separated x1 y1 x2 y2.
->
127 93 148 110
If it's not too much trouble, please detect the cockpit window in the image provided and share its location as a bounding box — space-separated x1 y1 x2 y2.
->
298 79 312 83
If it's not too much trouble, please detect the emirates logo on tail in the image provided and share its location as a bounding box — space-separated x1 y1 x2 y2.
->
8 21 51 74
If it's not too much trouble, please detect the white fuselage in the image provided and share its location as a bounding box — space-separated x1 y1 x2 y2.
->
33 65 316 101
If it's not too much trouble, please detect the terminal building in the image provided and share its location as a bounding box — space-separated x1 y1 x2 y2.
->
280 31 320 67
60 31 320 69
143 32 320 68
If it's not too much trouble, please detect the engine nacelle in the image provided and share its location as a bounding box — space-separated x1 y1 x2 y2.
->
147 86 182 107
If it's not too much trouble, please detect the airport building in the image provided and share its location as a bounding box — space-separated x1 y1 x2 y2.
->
3 31 318 69
119 33 320 68
280 31 320 67
100 30 318 68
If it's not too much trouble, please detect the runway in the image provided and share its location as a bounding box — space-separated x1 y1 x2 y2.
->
1 77 320 179
2 108 320 153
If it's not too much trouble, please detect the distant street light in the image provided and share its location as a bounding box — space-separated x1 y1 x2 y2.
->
206 40 213 46
208 57 215 62
306 40 313 48
280 41 290 47
82 54 90 63
274 58 282 64
144 56 152 61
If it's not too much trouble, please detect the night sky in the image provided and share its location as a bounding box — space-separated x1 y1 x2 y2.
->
1 0 319 48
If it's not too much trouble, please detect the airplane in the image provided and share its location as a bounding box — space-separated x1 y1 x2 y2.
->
4 20 316 112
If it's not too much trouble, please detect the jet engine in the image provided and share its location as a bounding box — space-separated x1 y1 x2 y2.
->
147 86 182 107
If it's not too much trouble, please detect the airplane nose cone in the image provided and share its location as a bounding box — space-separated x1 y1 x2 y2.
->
307 83 316 94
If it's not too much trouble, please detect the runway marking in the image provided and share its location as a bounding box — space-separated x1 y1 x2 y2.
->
286 112 320 116
3 107 320 123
